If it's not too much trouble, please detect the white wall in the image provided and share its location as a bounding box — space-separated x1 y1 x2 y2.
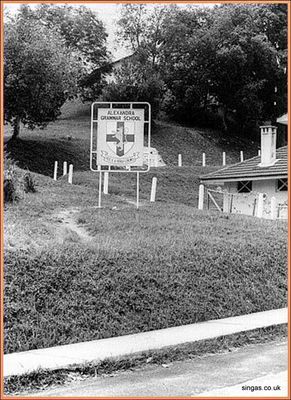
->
222 179 288 219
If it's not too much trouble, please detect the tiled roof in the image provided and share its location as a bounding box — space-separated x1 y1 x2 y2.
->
201 146 288 182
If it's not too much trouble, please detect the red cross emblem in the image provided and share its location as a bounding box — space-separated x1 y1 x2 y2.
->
106 122 135 156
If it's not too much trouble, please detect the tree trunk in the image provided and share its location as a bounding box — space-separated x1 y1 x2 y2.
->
221 106 228 132
12 116 20 139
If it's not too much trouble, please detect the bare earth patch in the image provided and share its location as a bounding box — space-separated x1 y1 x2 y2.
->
54 208 93 244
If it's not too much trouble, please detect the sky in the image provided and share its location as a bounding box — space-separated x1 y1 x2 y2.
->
4 2 215 60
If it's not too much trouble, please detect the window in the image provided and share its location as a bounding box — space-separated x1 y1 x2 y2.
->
277 178 288 192
237 181 252 193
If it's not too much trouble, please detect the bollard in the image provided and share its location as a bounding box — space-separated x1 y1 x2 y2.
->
68 164 73 184
53 161 58 181
258 149 261 156
270 196 277 220
150 177 157 202
103 172 109 194
240 151 244 162
222 152 226 166
198 184 204 210
63 161 67 176
256 193 264 218
178 154 182 167
202 153 206 167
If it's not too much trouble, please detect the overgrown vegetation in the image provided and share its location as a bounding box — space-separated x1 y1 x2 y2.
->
4 325 287 395
4 150 36 202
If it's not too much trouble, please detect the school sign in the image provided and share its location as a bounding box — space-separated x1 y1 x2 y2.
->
97 108 144 167
90 102 151 172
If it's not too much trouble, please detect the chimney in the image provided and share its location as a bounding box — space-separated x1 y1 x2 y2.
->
259 125 277 167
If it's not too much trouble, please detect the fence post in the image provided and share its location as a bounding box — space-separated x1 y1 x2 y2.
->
240 151 244 162
178 154 182 167
256 193 264 218
229 193 234 213
68 164 73 184
198 184 204 210
202 153 206 167
150 177 157 202
222 152 226 166
270 196 277 220
53 161 58 181
63 161 67 176
223 191 228 213
103 172 109 194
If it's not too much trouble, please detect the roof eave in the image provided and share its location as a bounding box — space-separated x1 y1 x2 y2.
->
201 173 288 184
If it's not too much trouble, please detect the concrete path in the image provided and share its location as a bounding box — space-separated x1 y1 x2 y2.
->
21 341 288 397
4 308 287 377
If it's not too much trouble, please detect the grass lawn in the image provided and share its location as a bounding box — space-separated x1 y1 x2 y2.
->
4 169 287 354
4 99 287 355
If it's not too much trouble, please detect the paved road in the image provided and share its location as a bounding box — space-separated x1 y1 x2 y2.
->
23 341 288 397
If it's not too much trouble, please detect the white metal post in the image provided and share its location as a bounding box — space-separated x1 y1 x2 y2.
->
53 161 58 181
63 161 67 176
257 193 264 218
202 153 206 167
258 149 261 156
103 172 109 194
270 196 277 220
198 184 204 210
98 169 102 208
240 151 244 162
136 172 140 209
178 154 182 167
222 152 226 166
150 177 157 202
68 164 73 184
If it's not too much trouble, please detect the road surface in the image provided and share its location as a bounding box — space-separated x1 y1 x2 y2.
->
22 340 288 397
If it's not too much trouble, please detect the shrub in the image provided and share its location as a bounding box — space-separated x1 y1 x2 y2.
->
4 151 18 203
4 150 37 202
23 171 36 193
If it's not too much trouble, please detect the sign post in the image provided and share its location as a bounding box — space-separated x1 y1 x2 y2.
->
136 172 140 209
90 102 151 208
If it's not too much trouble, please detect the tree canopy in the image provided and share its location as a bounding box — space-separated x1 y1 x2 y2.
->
112 3 287 137
4 4 110 137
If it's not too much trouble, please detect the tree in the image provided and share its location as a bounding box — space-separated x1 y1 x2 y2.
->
34 4 110 69
4 6 81 138
101 60 164 118
159 4 287 135
206 4 286 134
158 7 214 124
118 3 168 69
110 4 169 118
20 4 111 102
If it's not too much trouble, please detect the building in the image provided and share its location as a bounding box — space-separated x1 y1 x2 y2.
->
80 53 136 87
200 125 288 219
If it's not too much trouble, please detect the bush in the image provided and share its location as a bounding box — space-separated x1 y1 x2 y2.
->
4 151 18 203
4 150 36 202
23 171 36 193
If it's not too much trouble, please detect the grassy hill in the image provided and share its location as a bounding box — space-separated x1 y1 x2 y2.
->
5 98 259 177
4 99 287 355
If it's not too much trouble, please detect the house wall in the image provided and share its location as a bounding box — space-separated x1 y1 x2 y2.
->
223 179 288 219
